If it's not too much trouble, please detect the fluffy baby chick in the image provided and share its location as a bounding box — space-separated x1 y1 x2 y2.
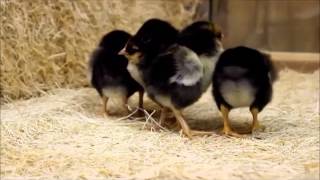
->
178 21 224 92
212 46 278 137
119 19 212 138
89 30 144 116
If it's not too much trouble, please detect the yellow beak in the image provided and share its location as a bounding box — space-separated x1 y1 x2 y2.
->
118 47 127 55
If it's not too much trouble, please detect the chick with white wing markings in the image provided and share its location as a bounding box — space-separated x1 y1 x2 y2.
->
119 19 215 138
178 21 224 92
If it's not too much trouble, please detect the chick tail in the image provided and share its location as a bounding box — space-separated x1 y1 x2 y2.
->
89 47 102 68
263 53 279 82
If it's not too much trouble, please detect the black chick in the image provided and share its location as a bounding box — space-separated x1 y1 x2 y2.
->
88 30 144 116
178 21 224 92
119 19 212 138
212 46 278 137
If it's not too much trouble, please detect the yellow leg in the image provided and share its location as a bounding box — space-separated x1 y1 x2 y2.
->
137 91 144 116
123 96 129 114
169 120 181 131
159 107 168 126
159 111 179 130
220 105 242 137
250 108 265 132
138 91 144 109
172 108 213 139
149 107 169 131
172 108 192 138
102 96 109 116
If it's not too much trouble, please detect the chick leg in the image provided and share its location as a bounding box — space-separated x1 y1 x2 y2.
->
171 109 192 138
250 108 265 132
159 107 169 126
220 105 243 138
160 110 179 130
172 108 213 138
138 91 144 109
137 91 144 116
148 107 169 131
169 120 181 131
102 96 109 116
122 96 130 115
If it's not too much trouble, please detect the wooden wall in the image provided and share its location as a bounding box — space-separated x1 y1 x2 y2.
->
196 0 320 53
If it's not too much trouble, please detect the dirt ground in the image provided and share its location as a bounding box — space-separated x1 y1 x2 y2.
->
1 69 319 180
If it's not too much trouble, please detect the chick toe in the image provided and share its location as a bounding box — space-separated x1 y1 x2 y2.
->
190 130 214 136
221 127 244 138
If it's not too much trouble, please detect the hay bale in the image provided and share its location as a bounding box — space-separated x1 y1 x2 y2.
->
1 70 319 179
0 0 199 103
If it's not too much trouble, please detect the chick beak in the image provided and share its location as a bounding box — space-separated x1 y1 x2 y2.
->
220 33 225 40
118 47 127 55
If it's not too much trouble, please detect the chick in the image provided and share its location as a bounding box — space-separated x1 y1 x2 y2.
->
212 46 278 137
160 21 223 131
88 30 144 116
119 19 212 138
178 21 224 92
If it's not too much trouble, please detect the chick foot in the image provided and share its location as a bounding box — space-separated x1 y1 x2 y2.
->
221 126 244 138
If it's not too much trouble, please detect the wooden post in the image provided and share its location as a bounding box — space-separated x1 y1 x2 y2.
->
208 0 213 22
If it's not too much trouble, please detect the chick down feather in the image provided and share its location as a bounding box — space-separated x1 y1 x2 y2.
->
168 45 203 86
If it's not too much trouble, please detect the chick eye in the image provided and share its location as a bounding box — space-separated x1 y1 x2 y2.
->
216 32 223 40
132 45 139 51
126 44 140 54
141 36 151 44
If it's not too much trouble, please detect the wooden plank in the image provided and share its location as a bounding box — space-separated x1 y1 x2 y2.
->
270 52 319 63
264 51 319 72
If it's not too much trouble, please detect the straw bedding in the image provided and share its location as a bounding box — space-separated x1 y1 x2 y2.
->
1 69 319 180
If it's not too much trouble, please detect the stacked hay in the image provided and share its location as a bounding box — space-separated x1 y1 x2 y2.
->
0 0 198 103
